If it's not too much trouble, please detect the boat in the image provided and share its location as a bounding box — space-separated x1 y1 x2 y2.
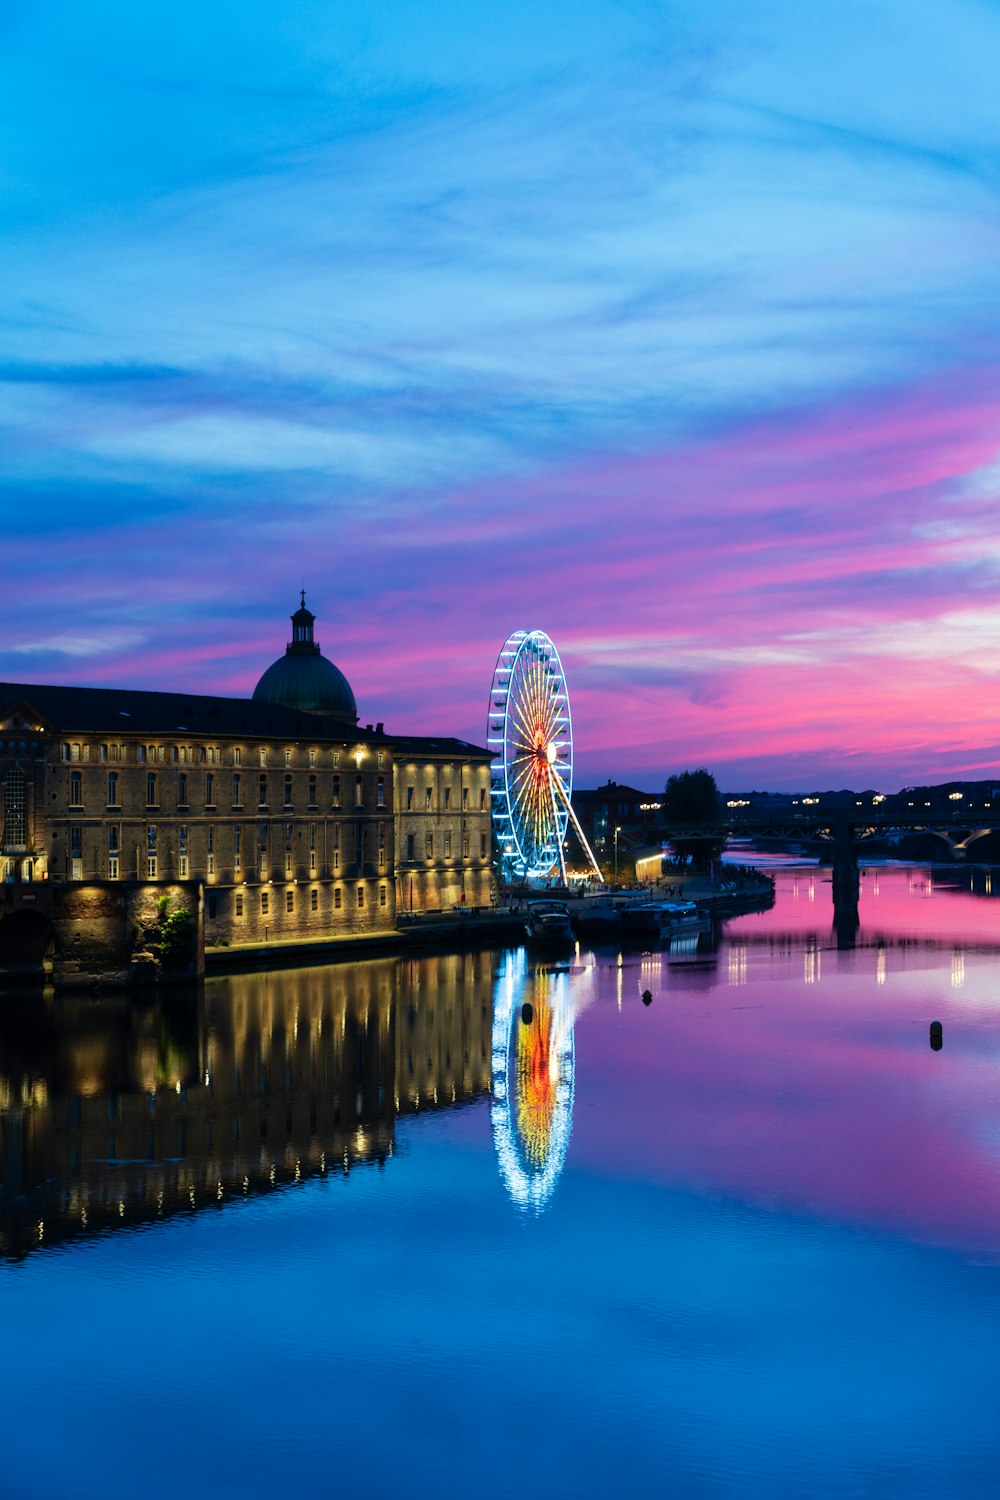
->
619 898 703 944
523 901 575 949
561 891 622 936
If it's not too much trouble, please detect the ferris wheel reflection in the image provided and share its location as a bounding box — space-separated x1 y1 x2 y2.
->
490 951 596 1212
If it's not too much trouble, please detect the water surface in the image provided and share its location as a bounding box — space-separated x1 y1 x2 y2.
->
2 864 1000 1498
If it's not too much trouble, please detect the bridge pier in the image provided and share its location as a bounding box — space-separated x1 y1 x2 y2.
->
830 820 859 950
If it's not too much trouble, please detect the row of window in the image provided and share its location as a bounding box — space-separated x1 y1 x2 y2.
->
228 884 389 918
69 820 388 880
60 742 387 769
64 821 485 878
404 832 488 860
69 771 386 811
405 785 487 811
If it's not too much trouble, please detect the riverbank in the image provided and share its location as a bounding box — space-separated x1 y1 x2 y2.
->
205 908 524 973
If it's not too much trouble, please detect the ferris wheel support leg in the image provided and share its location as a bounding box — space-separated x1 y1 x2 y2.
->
551 772 604 881
548 774 568 885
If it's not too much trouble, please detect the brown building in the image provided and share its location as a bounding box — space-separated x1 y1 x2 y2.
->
0 598 493 979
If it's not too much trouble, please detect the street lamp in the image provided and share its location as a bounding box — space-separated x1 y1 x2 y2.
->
614 826 621 885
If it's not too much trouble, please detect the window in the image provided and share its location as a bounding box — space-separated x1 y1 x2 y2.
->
332 824 340 870
108 855 120 880
332 750 341 768
146 772 157 806
70 770 82 806
233 825 242 871
355 776 363 808
309 824 316 872
480 788 487 810
463 834 469 859
444 833 451 858
233 773 241 806
179 825 188 879
332 775 341 808
258 775 267 808
261 891 269 916
207 893 217 918
334 887 342 909
377 823 385 869
286 889 294 913
138 745 146 763
206 772 215 806
70 824 82 879
235 893 244 917
425 787 432 811
233 746 242 766
61 743 70 762
259 822 268 861
207 826 215 876
308 774 317 807
178 772 188 805
308 749 316 768
425 832 433 858
480 833 488 858
406 785 414 810
259 748 267 767
198 746 206 765
147 825 157 880
3 767 27 849
379 884 387 906
310 888 318 912
99 744 108 763
284 748 292 767
70 743 81 763
444 786 451 810
284 774 293 807
407 834 414 861
357 885 365 908
376 778 385 808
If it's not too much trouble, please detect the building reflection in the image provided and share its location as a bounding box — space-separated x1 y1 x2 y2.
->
0 953 494 1261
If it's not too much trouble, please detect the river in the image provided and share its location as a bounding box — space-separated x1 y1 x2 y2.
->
2 861 1000 1497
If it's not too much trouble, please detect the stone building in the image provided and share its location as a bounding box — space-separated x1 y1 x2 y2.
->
0 598 493 978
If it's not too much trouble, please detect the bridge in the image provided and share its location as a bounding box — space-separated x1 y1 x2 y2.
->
660 806 1000 861
654 805 1000 947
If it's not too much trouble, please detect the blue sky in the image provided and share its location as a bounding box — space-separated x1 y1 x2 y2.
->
4 1 1000 787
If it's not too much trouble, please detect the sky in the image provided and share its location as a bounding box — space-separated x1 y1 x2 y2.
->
3 0 1000 791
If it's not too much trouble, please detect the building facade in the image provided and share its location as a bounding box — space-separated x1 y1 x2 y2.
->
0 599 493 976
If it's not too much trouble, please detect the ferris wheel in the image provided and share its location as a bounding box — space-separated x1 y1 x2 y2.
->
487 629 603 884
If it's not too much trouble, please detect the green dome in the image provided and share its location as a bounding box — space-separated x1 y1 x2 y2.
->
252 596 358 722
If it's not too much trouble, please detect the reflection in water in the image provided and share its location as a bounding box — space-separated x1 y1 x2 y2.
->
490 950 595 1213
0 953 494 1261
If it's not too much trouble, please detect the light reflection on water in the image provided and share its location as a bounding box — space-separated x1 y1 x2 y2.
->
2 865 1000 1498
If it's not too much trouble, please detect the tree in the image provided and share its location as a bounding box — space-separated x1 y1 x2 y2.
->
661 768 726 868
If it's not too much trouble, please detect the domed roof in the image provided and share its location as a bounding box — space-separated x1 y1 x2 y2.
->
252 594 358 722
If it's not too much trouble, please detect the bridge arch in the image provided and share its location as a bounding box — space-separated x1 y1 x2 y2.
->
0 908 57 979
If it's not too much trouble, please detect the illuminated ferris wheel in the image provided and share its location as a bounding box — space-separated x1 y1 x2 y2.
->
487 629 603 883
